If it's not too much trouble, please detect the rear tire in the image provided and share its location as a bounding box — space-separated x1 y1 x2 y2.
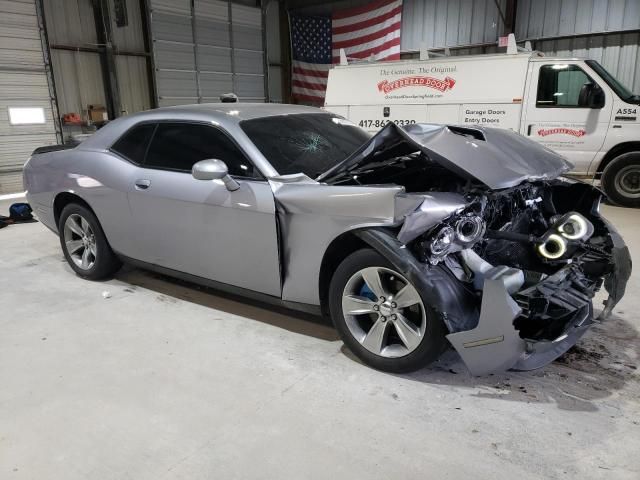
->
329 248 448 373
58 203 121 280
601 152 640 208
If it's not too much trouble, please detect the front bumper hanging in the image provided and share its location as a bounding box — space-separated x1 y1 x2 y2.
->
356 223 631 376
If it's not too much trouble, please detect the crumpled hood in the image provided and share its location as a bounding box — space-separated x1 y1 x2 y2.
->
317 122 572 189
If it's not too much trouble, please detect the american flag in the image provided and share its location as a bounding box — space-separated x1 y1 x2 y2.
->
291 0 403 104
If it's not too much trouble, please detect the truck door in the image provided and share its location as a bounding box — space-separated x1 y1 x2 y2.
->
521 62 612 174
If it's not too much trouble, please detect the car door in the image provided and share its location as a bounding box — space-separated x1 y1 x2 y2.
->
521 61 612 174
125 121 281 297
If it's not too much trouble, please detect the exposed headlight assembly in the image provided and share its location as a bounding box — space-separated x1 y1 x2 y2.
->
555 213 594 240
537 233 567 260
426 215 485 264
536 212 594 261
455 216 486 244
429 226 455 258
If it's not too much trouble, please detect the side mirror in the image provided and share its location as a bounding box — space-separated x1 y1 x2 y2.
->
588 85 605 109
192 159 240 191
579 83 605 109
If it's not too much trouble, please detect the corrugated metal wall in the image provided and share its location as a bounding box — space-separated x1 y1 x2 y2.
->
400 0 508 51
44 0 151 120
150 0 266 106
515 0 640 39
514 0 640 94
533 33 640 93
0 0 58 194
398 0 640 93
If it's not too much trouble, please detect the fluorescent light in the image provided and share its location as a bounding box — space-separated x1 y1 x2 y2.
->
0 191 26 201
8 107 46 125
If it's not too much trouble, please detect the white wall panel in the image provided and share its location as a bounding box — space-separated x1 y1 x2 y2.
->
116 55 151 114
43 0 98 45
50 49 106 116
197 45 232 72
0 0 58 194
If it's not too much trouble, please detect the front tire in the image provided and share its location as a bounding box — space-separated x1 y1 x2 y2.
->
329 248 448 373
601 152 640 208
58 203 121 280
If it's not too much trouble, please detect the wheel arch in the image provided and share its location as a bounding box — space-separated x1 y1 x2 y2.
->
318 230 368 316
351 228 480 334
597 142 640 174
53 192 96 229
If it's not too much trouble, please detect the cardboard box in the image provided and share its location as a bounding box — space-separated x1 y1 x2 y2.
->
88 105 108 123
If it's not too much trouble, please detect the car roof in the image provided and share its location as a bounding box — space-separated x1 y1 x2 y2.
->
79 103 327 151
154 102 323 122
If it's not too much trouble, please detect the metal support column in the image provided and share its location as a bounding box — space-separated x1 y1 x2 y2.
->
92 0 121 119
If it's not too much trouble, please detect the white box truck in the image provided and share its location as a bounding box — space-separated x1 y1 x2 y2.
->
324 44 640 207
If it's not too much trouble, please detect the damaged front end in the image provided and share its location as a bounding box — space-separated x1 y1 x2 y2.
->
422 181 631 375
337 124 631 375
358 181 631 375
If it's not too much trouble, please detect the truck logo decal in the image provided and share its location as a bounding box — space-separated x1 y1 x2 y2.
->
537 127 586 138
377 76 456 94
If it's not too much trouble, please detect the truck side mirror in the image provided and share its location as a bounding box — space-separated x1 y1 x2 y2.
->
580 83 605 109
588 85 605 109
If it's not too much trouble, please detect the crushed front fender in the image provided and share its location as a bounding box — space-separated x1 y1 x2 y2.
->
354 214 631 376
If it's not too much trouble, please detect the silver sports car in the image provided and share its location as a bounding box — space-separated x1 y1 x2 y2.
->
24 104 631 375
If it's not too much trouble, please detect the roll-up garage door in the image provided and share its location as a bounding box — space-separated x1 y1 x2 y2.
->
0 0 59 194
149 0 265 106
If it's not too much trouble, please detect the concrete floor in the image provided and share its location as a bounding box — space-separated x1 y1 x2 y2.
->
1 197 638 480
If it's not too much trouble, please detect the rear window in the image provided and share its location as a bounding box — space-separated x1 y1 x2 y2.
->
111 123 156 163
240 114 370 177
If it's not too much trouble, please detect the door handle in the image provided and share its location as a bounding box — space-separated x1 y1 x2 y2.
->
527 124 534 135
134 179 151 190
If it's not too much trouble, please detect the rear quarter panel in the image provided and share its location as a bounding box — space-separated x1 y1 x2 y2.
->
24 147 138 256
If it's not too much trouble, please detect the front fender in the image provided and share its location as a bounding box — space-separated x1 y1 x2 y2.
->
353 228 480 333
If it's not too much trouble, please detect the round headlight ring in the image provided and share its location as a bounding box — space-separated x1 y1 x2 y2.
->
537 234 567 260
558 214 588 240
455 216 485 244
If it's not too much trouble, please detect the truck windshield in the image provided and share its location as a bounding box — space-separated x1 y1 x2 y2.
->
586 60 639 103
241 114 371 177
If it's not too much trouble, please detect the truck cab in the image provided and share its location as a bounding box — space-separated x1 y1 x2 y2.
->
324 49 640 207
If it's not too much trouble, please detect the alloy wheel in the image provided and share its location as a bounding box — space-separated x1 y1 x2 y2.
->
63 213 97 270
341 266 426 358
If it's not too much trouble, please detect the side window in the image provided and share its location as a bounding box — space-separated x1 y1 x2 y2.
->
111 123 156 163
144 123 261 178
536 64 594 108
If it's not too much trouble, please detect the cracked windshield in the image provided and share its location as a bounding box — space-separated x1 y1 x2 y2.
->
241 114 371 177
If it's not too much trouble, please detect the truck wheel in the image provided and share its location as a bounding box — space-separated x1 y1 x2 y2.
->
601 152 640 208
329 248 448 373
